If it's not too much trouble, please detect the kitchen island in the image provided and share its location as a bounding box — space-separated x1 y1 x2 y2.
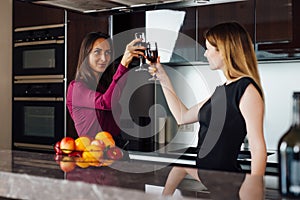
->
0 149 289 200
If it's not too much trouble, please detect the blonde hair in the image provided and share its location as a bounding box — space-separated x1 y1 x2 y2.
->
205 22 264 99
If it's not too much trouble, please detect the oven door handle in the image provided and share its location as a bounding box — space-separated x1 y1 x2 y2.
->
14 40 64 47
14 97 64 102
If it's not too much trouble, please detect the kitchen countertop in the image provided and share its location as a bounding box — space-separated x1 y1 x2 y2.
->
0 149 289 200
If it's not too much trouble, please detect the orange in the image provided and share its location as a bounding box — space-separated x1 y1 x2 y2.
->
82 145 103 162
75 136 91 151
75 157 90 168
88 161 102 167
95 131 113 141
102 137 115 148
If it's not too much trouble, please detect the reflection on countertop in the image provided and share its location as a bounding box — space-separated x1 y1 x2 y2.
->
127 143 278 175
0 149 288 200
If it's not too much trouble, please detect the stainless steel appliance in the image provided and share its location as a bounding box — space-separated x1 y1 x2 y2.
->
12 24 66 151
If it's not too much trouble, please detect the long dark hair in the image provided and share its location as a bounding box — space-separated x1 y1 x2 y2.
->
75 32 116 93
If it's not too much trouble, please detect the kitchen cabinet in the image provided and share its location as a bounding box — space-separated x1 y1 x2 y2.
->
13 0 65 27
196 0 255 62
109 1 255 63
256 0 300 60
109 0 300 62
15 0 300 63
112 10 145 63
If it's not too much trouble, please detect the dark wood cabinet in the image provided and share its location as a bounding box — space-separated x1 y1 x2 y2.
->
13 0 65 28
256 0 300 60
112 11 145 64
256 0 292 43
196 1 255 62
112 11 145 35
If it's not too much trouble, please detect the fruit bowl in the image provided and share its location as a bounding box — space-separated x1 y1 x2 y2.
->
54 132 125 172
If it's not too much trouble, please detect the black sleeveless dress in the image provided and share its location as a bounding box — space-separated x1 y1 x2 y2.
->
196 77 262 172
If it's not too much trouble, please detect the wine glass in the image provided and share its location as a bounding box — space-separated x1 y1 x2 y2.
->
134 32 147 72
146 41 158 81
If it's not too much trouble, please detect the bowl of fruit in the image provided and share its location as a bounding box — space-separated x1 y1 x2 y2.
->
54 131 124 172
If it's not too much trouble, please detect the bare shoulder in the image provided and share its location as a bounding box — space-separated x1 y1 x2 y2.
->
243 83 263 102
240 83 264 113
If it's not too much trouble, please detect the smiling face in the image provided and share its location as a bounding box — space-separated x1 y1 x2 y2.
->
204 40 224 71
88 38 112 77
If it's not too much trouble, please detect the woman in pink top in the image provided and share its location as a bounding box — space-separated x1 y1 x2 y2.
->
67 32 145 148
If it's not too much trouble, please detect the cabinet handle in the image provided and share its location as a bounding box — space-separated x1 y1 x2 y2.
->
14 97 64 102
14 40 64 47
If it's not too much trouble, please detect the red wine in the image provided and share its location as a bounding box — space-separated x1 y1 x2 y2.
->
133 42 146 66
136 42 147 58
278 92 300 197
146 49 158 63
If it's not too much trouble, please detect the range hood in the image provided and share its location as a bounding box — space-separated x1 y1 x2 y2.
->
29 0 243 13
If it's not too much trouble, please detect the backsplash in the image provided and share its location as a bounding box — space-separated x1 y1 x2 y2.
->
259 61 300 150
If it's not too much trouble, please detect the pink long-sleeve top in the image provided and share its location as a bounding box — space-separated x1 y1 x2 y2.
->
66 64 128 138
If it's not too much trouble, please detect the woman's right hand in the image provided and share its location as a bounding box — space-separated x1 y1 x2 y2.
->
121 38 146 68
148 57 168 85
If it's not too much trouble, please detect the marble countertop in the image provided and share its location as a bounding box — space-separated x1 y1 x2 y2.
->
0 149 287 200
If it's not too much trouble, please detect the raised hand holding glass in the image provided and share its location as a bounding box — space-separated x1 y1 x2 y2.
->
134 32 147 72
146 41 158 81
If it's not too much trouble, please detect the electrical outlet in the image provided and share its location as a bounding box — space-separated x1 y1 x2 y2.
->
178 124 194 132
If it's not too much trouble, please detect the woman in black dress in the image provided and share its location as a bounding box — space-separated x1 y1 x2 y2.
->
149 22 267 195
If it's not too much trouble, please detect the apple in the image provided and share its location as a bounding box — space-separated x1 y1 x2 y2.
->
54 140 63 155
106 147 123 160
59 156 76 172
54 154 63 164
90 139 106 151
68 151 82 157
60 137 75 154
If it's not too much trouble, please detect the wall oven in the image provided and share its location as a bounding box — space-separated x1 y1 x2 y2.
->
13 81 65 151
13 24 65 77
12 23 67 151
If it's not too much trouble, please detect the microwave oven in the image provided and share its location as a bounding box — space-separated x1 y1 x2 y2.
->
13 24 66 78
